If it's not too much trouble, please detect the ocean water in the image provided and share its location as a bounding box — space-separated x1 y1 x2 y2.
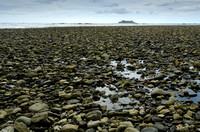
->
0 23 200 29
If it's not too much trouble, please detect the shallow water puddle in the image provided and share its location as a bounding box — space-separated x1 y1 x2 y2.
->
98 97 134 110
165 88 200 103
96 84 119 96
115 69 142 79
194 79 200 84
110 59 144 79
95 84 133 110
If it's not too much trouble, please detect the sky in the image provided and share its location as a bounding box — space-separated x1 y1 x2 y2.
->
0 0 200 23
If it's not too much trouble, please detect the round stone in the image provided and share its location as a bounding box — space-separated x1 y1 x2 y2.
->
61 124 79 132
15 116 31 126
141 127 158 132
14 122 29 132
0 110 7 119
124 127 140 132
31 112 48 123
29 102 49 112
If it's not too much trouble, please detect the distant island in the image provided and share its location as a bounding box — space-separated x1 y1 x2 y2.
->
118 20 137 24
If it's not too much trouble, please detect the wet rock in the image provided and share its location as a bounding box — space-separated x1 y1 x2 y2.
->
14 122 29 132
109 128 117 132
193 61 200 68
62 104 78 110
154 73 166 80
143 114 153 122
154 123 166 132
152 116 162 122
33 66 42 72
147 84 154 88
173 114 181 120
101 117 109 123
129 109 139 116
85 110 102 120
87 120 102 128
159 109 170 115
0 110 7 119
58 91 72 99
16 80 26 86
189 105 198 110
164 99 175 105
15 116 31 126
119 121 134 127
67 99 81 104
61 124 79 132
139 109 146 116
86 128 96 132
29 102 49 112
134 93 143 99
141 127 158 132
0 126 14 132
102 53 110 60
196 111 200 120
59 79 69 84
110 94 119 102
184 110 194 119
127 65 136 70
124 127 140 132
116 125 127 132
176 124 189 132
156 106 165 111
151 89 166 97
52 107 62 113
66 65 77 72
31 112 48 123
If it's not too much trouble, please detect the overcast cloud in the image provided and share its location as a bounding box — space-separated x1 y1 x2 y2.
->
0 0 200 23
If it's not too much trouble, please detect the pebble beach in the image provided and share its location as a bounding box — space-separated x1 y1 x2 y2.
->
0 26 200 132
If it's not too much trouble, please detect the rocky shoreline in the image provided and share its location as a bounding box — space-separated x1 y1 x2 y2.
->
0 26 200 132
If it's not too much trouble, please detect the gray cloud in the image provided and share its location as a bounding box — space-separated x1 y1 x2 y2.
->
135 11 140 14
104 3 119 7
0 4 15 11
158 3 171 7
35 0 66 4
90 0 99 3
144 3 152 6
112 8 131 14
156 1 200 12
168 8 174 11
97 8 131 14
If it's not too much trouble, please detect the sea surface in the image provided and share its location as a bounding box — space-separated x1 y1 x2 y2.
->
0 23 200 29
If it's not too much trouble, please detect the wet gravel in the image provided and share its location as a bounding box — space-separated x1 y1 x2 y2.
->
0 26 200 132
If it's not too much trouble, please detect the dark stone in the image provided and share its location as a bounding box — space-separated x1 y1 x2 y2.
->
196 111 200 120
86 128 96 132
141 127 158 132
154 123 167 132
152 116 163 122
51 107 62 114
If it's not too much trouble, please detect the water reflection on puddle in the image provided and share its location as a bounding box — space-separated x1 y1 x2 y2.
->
96 85 119 96
110 60 144 79
194 79 200 84
80 57 87 60
96 84 134 110
166 88 200 103
98 97 134 110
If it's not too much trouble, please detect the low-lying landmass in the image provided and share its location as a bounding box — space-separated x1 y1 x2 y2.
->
0 26 200 131
118 20 137 24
